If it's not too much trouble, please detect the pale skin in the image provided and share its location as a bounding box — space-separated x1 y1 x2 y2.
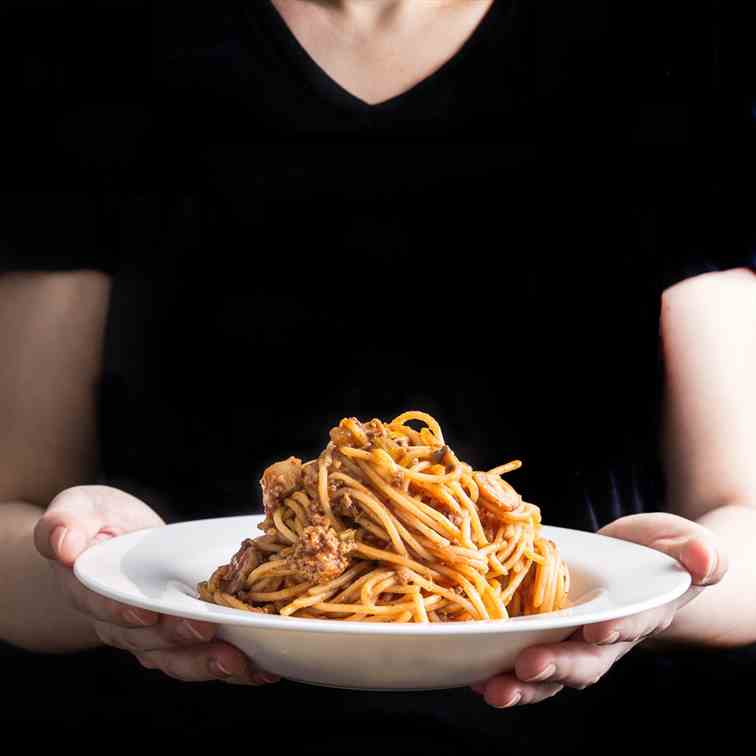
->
268 0 497 105
2 0 756 704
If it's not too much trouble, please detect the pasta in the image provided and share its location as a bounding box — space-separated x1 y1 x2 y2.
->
198 412 569 622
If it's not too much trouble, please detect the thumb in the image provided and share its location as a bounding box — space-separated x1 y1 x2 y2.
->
599 512 728 587
34 486 112 566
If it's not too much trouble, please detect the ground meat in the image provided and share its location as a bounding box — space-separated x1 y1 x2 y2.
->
219 539 260 595
260 457 303 516
448 512 464 528
364 419 385 439
396 567 412 586
430 445 449 464
360 529 382 546
332 490 359 520
308 510 328 527
286 525 354 584
329 425 354 448
479 509 500 542
230 597 271 613
474 471 519 512
298 464 327 523
257 514 275 533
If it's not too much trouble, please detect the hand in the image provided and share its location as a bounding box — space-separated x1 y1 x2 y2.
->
34 485 279 686
471 512 728 707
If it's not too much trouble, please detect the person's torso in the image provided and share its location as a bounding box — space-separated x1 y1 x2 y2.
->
93 2 673 532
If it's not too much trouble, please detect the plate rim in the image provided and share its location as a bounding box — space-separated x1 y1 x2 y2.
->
74 515 692 636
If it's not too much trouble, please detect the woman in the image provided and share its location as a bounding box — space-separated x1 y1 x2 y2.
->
2 0 754 747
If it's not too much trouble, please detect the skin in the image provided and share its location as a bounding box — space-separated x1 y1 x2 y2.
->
269 0 496 105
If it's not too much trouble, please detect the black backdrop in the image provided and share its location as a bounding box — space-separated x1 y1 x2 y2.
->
2 0 755 751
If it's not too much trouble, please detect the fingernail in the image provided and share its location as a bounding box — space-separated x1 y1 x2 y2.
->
523 663 556 682
134 654 155 670
179 620 210 641
209 659 232 678
259 673 280 684
125 609 154 626
701 549 718 585
59 528 86 560
495 691 522 708
596 631 620 645
52 526 68 557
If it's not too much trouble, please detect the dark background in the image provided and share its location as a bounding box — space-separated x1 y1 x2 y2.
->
6 641 756 751
2 0 755 751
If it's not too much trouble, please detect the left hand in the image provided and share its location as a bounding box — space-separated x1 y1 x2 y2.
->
471 512 728 707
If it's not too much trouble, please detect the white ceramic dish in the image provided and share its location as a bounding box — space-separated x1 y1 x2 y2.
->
74 515 690 690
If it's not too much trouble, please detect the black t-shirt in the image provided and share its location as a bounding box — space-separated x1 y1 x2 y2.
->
1 0 755 747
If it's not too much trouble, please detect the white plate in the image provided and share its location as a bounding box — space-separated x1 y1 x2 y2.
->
74 515 690 690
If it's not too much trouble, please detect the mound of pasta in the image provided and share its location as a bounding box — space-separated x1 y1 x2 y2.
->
198 412 569 622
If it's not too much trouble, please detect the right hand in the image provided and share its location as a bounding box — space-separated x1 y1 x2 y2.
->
34 485 279 686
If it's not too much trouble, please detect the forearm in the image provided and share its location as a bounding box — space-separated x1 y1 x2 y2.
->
0 500 101 653
653 502 756 648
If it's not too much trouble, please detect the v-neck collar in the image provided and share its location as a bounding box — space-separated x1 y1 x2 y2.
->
257 0 505 113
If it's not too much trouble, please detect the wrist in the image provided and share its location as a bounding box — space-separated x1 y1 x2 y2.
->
0 502 104 653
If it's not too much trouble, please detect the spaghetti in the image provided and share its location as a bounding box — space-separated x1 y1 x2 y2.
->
198 412 569 622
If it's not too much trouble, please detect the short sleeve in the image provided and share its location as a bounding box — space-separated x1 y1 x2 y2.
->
607 3 755 290
1 3 153 276
0 192 120 275
653 157 756 292
622 3 756 291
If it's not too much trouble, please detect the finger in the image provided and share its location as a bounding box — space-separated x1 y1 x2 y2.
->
134 641 280 685
513 639 630 689
679 537 726 587
581 605 677 645
34 485 163 566
34 487 111 565
93 614 217 653
599 513 728 586
35 490 103 564
53 563 159 627
478 672 564 708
